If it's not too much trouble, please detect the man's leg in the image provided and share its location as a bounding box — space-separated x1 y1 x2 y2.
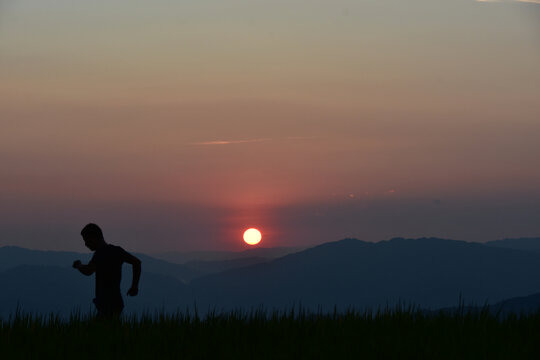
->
93 298 123 320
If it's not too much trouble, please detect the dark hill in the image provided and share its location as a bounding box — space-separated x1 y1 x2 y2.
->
0 246 202 282
485 238 540 253
492 292 540 314
4 238 540 316
183 257 269 274
189 238 540 311
0 246 89 272
152 247 302 263
0 265 189 317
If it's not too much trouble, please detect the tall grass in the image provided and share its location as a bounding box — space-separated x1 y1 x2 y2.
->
2 306 540 359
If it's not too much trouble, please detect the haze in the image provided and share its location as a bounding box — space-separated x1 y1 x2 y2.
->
1 0 539 252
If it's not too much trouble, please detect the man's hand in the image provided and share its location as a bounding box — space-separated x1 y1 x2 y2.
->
73 260 95 276
127 286 139 297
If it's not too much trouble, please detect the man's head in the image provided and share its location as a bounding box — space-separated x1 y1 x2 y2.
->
81 223 106 251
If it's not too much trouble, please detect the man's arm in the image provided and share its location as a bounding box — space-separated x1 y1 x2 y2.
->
72 260 96 276
122 252 141 296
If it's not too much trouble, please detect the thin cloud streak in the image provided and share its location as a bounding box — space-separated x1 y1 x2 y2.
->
191 138 269 146
192 137 317 146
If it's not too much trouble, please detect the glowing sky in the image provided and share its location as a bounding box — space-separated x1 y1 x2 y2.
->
1 0 539 252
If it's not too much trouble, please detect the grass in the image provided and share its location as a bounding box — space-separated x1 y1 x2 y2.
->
2 306 540 359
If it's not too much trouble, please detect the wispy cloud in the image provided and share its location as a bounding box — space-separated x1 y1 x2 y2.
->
191 136 317 146
191 138 269 146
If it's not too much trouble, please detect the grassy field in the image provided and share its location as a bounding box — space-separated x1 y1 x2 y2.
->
2 307 540 359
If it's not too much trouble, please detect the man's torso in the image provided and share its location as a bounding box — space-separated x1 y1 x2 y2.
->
90 244 127 306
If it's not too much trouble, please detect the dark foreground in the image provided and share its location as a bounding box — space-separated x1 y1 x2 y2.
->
2 308 540 359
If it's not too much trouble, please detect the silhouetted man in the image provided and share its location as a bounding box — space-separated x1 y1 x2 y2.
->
73 223 141 318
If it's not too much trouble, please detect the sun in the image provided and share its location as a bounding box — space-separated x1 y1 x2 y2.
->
243 228 262 246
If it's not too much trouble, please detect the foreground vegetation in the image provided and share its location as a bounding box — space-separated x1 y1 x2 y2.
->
2 307 540 359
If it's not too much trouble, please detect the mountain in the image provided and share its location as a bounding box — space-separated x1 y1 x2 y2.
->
0 246 290 282
0 264 190 318
0 246 202 283
485 238 540 253
437 291 540 316
0 246 90 272
133 254 202 282
152 247 302 263
3 238 540 316
491 292 540 314
0 265 93 317
189 238 540 311
183 257 269 274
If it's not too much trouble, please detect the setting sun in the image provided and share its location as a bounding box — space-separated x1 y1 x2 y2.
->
243 228 262 246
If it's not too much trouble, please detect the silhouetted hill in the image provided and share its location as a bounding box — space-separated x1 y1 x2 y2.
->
184 257 269 274
0 265 189 317
0 246 89 272
437 291 540 316
189 238 540 311
0 246 202 282
152 247 302 263
485 238 540 253
491 292 540 314
133 254 202 282
0 265 93 316
4 238 540 316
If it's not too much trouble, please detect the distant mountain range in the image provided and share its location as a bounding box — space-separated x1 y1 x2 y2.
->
189 237 540 311
491 292 540 314
151 246 302 263
2 238 540 317
0 246 202 282
485 238 540 253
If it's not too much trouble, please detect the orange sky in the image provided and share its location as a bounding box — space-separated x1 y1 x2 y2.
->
1 0 539 251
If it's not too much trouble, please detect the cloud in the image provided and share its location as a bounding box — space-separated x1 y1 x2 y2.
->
192 136 317 146
191 138 269 146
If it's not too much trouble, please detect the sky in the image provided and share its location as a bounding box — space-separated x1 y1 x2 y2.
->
1 0 539 252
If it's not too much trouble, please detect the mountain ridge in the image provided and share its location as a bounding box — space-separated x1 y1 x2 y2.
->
188 237 540 311
485 237 540 252
0 245 201 282
3 238 540 316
